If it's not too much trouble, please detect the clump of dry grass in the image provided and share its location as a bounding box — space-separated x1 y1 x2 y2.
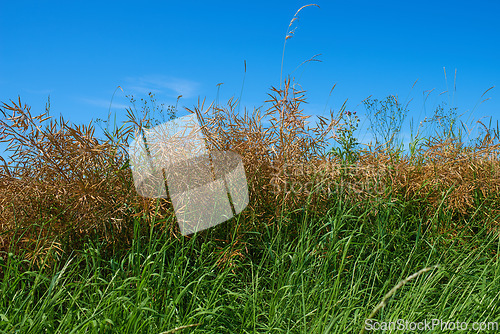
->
0 97 142 266
196 76 500 237
188 77 340 226
397 132 500 217
343 128 500 234
1 77 499 270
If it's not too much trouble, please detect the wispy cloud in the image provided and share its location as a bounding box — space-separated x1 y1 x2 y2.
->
126 86 162 95
124 75 200 99
80 97 129 110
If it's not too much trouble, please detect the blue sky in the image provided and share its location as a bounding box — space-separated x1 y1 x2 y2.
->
1 0 499 155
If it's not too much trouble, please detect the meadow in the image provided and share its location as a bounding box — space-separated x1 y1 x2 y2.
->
1 6 499 334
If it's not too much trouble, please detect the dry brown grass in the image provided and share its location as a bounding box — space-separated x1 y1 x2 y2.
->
0 97 148 265
1 78 499 268
188 77 500 235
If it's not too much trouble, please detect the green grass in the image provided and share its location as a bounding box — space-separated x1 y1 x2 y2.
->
1 193 498 333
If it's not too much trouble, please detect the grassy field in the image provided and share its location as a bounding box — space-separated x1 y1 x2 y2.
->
1 6 499 333
0 195 498 333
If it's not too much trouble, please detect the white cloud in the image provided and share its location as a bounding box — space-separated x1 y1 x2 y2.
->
124 75 200 99
127 86 162 95
80 97 129 110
